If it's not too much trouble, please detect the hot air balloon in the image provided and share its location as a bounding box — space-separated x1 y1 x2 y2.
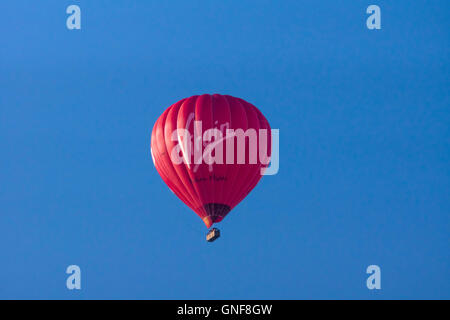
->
150 94 271 241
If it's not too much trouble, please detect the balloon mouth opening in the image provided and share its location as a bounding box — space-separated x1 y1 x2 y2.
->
201 203 231 228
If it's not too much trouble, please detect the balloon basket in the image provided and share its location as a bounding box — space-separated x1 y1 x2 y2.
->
206 228 220 242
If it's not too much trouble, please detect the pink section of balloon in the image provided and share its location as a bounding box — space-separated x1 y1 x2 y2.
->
151 94 271 228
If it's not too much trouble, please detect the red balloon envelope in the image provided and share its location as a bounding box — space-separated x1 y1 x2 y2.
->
150 94 271 228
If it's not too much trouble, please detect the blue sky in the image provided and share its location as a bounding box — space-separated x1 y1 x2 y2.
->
0 1 449 299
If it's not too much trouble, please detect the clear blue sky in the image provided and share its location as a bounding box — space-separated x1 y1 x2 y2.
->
0 1 448 299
